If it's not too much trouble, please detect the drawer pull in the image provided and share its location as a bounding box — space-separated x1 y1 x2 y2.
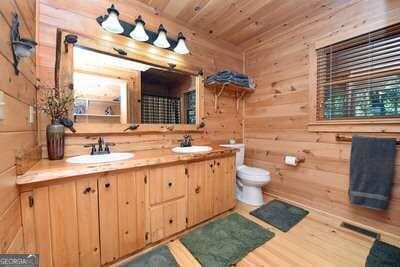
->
168 182 173 187
105 182 111 188
217 162 220 166
84 187 92 194
169 219 173 224
195 186 201 194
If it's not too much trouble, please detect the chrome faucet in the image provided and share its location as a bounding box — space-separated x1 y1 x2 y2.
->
180 134 193 147
84 137 115 155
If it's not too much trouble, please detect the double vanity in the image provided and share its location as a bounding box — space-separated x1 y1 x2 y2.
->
17 144 237 266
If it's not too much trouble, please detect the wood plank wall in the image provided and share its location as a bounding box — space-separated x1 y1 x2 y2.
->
37 0 244 157
243 0 400 235
0 0 37 253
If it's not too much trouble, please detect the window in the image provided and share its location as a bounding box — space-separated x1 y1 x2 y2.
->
316 23 400 120
185 90 196 124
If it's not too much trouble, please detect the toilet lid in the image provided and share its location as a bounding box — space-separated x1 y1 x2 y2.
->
237 165 270 178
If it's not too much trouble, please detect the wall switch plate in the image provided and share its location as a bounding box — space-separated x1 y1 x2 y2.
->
28 105 35 123
0 91 4 120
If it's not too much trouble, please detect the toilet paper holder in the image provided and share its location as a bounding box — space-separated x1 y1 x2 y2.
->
284 155 305 166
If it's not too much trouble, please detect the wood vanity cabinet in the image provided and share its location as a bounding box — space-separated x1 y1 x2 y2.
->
19 154 236 266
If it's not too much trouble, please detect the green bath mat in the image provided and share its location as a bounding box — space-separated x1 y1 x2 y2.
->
366 240 400 267
122 245 179 267
250 199 309 232
180 212 274 266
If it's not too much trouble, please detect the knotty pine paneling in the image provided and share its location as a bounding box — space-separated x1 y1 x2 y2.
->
244 0 400 235
0 0 38 253
37 0 244 157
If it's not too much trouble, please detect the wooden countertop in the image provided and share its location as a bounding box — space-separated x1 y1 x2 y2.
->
17 145 237 187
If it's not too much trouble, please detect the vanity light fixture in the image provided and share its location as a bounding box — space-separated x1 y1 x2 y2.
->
174 32 190 55
101 4 124 34
153 24 171 48
129 15 149 41
97 5 190 54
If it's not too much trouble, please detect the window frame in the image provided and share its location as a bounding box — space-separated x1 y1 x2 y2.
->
308 25 400 133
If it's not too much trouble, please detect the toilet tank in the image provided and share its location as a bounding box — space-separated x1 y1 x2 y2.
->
220 143 245 167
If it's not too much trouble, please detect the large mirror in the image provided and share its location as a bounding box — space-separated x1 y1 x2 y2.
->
72 46 198 125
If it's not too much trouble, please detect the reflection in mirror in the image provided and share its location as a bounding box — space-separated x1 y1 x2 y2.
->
72 46 197 125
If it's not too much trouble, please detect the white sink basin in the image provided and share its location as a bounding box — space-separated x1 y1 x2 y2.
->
172 146 213 154
66 152 134 164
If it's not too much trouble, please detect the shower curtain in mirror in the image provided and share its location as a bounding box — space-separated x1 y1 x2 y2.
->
141 95 181 124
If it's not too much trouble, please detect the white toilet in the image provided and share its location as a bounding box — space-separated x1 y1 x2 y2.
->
221 144 270 206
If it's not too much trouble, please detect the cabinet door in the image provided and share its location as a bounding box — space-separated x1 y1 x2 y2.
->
99 175 119 264
149 164 186 205
187 161 213 227
150 198 187 242
211 156 236 215
98 170 147 264
31 182 80 267
76 177 100 266
117 169 146 257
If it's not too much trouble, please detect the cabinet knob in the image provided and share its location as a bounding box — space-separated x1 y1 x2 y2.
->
169 219 173 224
105 182 111 188
168 182 173 187
217 162 220 166
195 186 201 194
83 186 92 194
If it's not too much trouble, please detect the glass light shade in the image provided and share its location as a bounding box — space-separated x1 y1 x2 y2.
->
129 18 149 41
101 6 124 34
174 33 190 54
153 25 170 48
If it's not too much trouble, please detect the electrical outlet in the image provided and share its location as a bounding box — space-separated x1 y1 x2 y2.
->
0 91 4 120
28 105 35 123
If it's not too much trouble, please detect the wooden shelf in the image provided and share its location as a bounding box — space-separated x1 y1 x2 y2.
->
205 82 254 112
76 98 120 104
74 114 120 117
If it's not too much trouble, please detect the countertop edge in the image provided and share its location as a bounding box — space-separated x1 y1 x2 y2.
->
17 146 238 188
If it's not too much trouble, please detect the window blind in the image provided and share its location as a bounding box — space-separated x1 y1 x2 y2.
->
316 23 400 120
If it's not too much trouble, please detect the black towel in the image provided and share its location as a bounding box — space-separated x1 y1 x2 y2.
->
349 136 397 210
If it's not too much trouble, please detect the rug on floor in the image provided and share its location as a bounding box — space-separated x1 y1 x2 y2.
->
250 199 309 232
180 212 275 266
366 240 400 267
121 245 179 267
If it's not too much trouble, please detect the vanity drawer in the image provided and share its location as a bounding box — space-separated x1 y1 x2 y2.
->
150 198 187 242
149 164 187 205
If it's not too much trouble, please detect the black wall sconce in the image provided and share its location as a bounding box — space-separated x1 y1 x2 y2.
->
96 4 190 55
10 13 37 75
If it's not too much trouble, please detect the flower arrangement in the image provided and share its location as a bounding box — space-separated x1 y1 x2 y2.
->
38 84 76 160
39 84 75 125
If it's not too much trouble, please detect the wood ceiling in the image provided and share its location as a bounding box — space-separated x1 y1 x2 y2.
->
137 0 331 47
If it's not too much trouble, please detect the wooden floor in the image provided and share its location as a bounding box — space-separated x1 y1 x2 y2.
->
116 196 400 267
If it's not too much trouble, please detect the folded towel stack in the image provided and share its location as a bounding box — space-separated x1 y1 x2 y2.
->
205 69 255 89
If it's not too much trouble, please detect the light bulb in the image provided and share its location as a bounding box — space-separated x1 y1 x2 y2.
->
153 24 170 48
129 15 149 41
174 32 190 54
101 4 124 34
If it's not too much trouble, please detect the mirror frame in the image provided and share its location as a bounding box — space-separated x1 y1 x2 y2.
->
55 29 205 135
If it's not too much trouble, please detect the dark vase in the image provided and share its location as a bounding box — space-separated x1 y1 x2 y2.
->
46 122 65 160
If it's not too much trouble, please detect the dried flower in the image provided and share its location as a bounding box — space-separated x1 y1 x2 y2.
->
38 83 75 124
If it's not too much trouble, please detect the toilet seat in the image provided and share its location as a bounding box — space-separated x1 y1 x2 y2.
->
237 165 270 182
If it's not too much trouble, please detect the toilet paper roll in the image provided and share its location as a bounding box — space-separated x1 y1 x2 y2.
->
284 155 298 166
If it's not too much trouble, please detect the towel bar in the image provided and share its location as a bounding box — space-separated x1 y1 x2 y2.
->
336 134 400 145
